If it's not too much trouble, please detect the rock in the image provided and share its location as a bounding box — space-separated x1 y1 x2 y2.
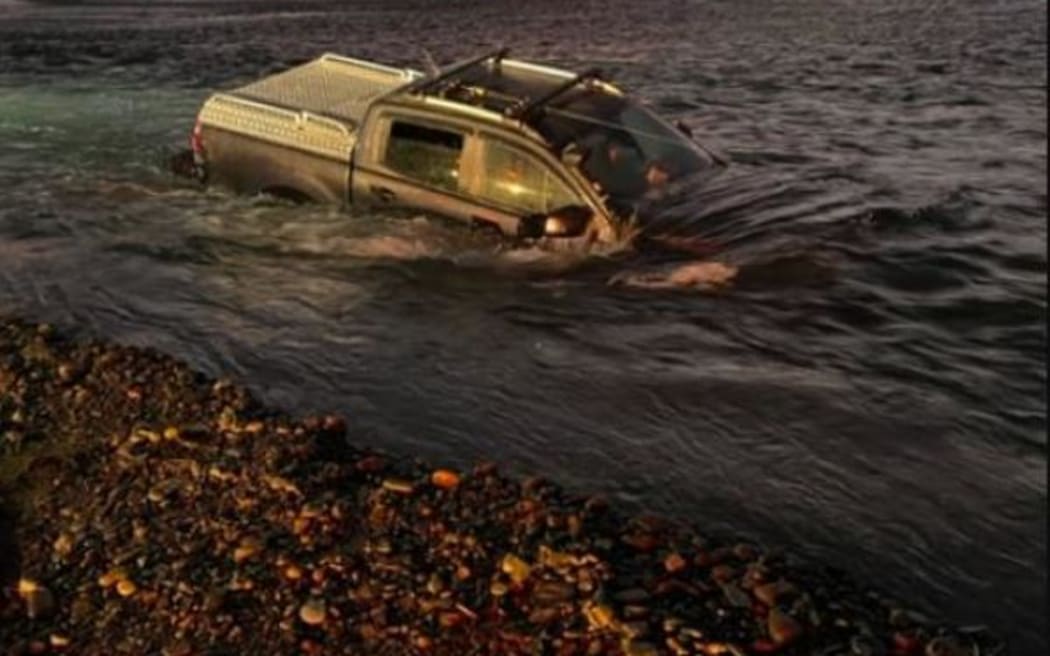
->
768 607 803 646
710 564 735 583
621 532 659 552
721 583 750 608
490 580 509 596
116 579 138 597
756 580 796 607
430 469 460 490
500 554 531 585
924 636 971 656
584 602 616 630
233 540 260 564
614 588 651 604
299 598 326 626
532 581 575 606
18 580 55 620
381 478 414 495
355 455 386 473
664 552 687 574
732 543 757 561
53 532 74 558
623 640 660 656
284 564 304 581
98 568 125 588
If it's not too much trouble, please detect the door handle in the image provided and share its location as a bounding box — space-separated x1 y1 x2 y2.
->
370 185 396 203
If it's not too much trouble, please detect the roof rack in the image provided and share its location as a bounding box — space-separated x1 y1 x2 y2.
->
505 68 603 121
404 47 510 96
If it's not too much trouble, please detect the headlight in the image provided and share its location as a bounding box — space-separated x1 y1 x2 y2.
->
544 216 570 236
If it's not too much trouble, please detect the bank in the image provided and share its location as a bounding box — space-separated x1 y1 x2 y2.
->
0 318 1003 655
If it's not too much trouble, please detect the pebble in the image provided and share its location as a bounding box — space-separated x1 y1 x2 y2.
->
768 607 803 645
500 554 531 585
381 478 414 495
299 599 326 626
0 319 1003 656
614 588 651 604
532 581 576 606
430 469 460 489
52 532 74 557
664 551 688 574
116 579 138 597
17 580 55 620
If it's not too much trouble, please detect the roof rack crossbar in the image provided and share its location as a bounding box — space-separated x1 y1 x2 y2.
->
506 67 602 120
406 48 510 96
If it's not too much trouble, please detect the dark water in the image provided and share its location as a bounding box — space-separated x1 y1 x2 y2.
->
1 0 1046 652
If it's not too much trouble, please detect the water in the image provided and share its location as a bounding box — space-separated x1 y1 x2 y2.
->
1 0 1046 651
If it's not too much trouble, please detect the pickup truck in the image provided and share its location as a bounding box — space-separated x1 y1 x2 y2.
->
178 48 728 249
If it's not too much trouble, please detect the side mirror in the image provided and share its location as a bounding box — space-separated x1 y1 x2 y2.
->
519 205 593 239
560 142 584 168
675 120 694 139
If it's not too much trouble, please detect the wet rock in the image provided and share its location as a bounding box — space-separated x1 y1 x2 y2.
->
664 551 687 574
768 607 803 646
430 469 460 490
299 598 326 626
381 478 414 495
623 639 660 656
532 581 575 606
500 554 531 585
754 581 786 606
17 580 54 620
721 583 750 608
614 588 651 604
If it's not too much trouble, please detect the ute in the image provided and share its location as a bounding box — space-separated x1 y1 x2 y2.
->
178 48 728 248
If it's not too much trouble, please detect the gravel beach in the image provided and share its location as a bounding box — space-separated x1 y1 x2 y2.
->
0 318 1007 655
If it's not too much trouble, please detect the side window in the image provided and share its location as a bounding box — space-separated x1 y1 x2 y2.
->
479 139 581 214
384 120 465 193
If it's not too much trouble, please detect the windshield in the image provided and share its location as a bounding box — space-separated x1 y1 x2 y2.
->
536 92 719 216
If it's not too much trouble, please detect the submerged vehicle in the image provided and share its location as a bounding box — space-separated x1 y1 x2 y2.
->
178 49 728 248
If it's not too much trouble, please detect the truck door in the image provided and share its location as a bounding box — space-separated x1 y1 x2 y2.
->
352 113 485 227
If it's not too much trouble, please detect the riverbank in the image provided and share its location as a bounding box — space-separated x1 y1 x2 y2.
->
0 318 1004 655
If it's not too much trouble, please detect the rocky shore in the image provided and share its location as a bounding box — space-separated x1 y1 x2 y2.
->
0 318 1004 655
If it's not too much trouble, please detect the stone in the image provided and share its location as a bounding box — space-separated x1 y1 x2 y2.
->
721 583 750 608
532 581 575 606
431 469 460 490
500 554 531 585
623 640 660 656
116 579 138 597
768 607 803 645
382 478 414 495
18 580 55 620
299 599 326 626
664 552 687 574
49 634 71 650
614 588 650 604
584 602 616 630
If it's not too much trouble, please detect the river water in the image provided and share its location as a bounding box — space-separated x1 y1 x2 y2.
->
0 0 1046 652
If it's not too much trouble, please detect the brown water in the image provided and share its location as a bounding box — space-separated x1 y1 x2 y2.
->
0 1 1046 652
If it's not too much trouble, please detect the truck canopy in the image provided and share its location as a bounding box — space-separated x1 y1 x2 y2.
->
229 53 421 128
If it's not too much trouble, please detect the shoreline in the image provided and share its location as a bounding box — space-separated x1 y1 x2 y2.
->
0 317 1003 655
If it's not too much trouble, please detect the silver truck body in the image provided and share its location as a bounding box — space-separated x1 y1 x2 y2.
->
192 50 725 246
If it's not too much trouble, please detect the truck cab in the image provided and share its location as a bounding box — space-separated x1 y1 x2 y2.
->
190 49 727 248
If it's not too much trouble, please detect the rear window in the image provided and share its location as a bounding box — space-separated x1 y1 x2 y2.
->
384 120 465 192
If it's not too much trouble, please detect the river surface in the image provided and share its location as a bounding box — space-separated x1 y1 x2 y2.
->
0 0 1046 652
